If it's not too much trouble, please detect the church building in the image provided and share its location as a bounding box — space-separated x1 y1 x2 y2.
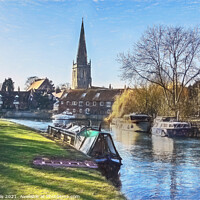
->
54 19 124 119
72 19 92 89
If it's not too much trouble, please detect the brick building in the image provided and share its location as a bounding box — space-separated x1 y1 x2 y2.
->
58 89 123 119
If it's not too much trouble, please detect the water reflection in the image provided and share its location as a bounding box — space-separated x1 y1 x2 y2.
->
111 124 200 200
152 135 174 162
110 124 141 147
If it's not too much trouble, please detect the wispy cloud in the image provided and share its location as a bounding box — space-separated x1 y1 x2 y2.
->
93 0 104 3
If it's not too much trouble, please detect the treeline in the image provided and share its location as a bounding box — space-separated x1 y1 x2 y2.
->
116 25 200 120
107 83 196 121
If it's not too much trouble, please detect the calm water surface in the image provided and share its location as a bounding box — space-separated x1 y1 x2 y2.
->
111 126 200 200
8 119 200 200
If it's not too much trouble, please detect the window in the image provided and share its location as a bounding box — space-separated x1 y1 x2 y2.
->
94 93 100 98
100 101 104 106
79 101 83 107
107 109 111 114
73 109 76 113
85 108 90 114
61 101 64 105
72 101 77 106
79 109 82 113
106 101 111 108
93 101 96 106
86 101 90 106
66 101 70 105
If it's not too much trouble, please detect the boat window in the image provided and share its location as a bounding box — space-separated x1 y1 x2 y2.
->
183 124 189 128
105 135 117 155
89 137 103 157
89 134 117 157
161 123 168 127
80 137 97 154
177 124 182 128
174 123 189 128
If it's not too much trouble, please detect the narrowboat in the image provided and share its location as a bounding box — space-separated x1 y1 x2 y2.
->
48 123 122 174
112 113 151 132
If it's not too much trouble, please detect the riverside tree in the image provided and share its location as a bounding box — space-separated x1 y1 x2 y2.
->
107 85 164 122
118 25 200 118
1 78 14 92
25 76 39 90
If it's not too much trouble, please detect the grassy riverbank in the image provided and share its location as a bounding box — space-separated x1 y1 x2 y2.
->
0 120 125 200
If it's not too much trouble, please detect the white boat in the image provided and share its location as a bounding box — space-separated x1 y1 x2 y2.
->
151 116 192 137
112 113 151 132
52 111 75 127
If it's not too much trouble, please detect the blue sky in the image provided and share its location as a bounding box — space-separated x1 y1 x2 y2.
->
0 0 200 90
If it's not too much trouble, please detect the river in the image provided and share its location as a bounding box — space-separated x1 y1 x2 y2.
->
8 119 200 200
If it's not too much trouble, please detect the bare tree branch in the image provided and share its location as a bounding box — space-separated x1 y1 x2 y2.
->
118 25 200 116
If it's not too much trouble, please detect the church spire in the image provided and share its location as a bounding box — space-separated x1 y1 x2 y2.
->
76 18 87 65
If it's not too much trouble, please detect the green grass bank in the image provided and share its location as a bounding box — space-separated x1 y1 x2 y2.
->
0 120 125 200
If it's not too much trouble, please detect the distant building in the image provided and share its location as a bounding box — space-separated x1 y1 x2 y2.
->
58 89 123 119
27 78 54 93
0 91 30 110
72 19 92 89
52 90 66 113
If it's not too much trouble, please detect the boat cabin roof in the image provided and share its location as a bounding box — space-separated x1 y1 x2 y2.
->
154 121 191 128
123 113 150 119
154 116 177 122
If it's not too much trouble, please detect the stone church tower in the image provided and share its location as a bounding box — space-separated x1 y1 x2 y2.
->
72 19 92 89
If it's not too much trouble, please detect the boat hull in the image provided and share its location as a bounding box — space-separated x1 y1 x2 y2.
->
151 127 192 137
95 159 121 177
112 118 151 132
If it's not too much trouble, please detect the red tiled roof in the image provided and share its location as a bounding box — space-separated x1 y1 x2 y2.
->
61 89 123 102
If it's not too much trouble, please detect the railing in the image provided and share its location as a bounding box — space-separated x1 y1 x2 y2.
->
47 125 76 146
